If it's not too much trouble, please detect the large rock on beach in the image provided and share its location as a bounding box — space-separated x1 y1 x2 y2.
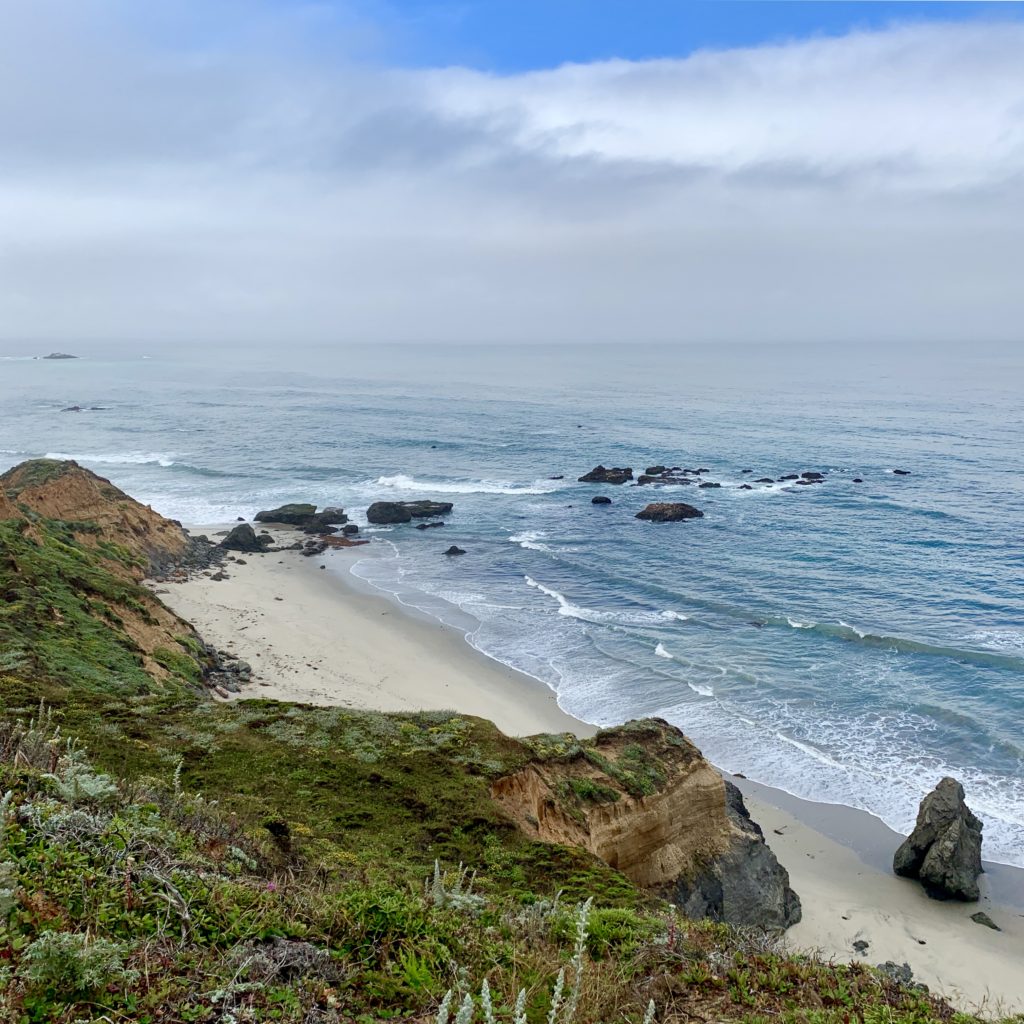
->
636 502 704 522
578 465 633 484
220 523 273 552
893 777 983 901
366 500 454 525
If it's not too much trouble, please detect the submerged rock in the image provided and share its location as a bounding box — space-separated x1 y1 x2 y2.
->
415 521 445 530
635 502 704 522
970 911 1000 931
893 777 983 901
893 469 912 475
578 465 633 484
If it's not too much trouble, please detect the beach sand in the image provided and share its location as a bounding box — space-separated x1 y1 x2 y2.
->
152 527 1024 1015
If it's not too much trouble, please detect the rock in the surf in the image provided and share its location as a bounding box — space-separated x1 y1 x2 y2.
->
591 495 612 505
444 545 466 556
366 500 454 525
893 469 912 475
578 465 633 484
800 471 825 480
645 465 668 476
636 502 704 522
254 504 349 533
893 777 983 901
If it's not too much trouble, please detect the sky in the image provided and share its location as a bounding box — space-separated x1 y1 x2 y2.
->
1 0 1023 346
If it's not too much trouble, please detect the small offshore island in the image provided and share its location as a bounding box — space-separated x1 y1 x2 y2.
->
0 457 1021 1023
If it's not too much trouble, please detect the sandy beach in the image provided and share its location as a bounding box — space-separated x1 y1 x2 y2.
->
153 527 1024 1015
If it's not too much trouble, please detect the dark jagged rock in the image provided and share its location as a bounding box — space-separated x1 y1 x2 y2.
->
254 504 348 533
415 521 445 530
741 469 753 474
638 474 691 486
779 474 800 481
61 405 82 412
667 781 801 930
970 911 1000 931
645 465 668 476
755 478 775 484
636 502 704 522
800 471 825 480
444 545 466 556
591 495 612 505
342 524 359 535
220 523 273 553
853 478 864 483
893 777 983 901
739 484 753 490
578 465 633 484
549 475 564 480
698 482 721 489
366 500 454 525
893 469 912 475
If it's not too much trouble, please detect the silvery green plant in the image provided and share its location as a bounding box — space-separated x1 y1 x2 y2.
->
433 897 623 1024
426 859 486 915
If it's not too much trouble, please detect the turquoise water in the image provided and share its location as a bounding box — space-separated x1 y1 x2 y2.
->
2 341 1022 865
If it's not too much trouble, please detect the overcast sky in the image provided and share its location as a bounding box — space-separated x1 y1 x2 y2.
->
1 1 1023 345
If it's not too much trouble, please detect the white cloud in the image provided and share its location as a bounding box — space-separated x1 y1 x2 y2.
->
0 2 1022 344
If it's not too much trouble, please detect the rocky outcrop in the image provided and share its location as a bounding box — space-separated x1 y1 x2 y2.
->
578 466 633 484
42 351 78 359
493 720 800 929
366 500 454 525
254 504 349 533
444 545 466 556
591 496 612 505
636 502 704 522
0 458 204 578
893 778 983 901
221 523 274 553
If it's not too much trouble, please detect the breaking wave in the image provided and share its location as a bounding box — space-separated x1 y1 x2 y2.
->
376 473 562 495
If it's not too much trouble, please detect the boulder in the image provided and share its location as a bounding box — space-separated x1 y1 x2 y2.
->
645 465 668 476
220 523 273 553
444 545 466 556
698 482 721 489
741 469 753 474
415 521 446 530
800 471 825 480
893 777 983 901
578 465 633 484
853 478 864 483
636 502 704 522
638 473 691 485
739 484 753 490
755 478 775 484
779 474 800 481
893 469 912 476
591 496 612 505
342 524 360 535
366 500 454 525
254 504 349 533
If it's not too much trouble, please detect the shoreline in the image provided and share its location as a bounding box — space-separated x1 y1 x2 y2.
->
153 525 1024 1014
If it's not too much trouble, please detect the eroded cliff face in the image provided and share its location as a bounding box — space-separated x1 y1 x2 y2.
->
493 720 801 930
0 459 208 687
1 459 191 577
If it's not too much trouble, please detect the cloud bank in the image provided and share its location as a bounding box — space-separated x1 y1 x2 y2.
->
1 1 1022 345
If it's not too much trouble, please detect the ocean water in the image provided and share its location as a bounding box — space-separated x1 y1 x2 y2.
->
2 341 1023 866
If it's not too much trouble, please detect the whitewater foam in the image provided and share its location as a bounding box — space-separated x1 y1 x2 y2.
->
688 683 715 697
376 473 562 495
45 451 176 468
509 530 552 552
655 642 673 659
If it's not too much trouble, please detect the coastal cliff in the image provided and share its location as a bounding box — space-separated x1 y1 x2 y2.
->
0 458 990 1023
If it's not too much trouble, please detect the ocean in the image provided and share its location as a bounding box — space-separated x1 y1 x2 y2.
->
2 340 1022 866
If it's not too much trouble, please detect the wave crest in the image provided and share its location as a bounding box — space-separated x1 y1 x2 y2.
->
376 473 562 495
